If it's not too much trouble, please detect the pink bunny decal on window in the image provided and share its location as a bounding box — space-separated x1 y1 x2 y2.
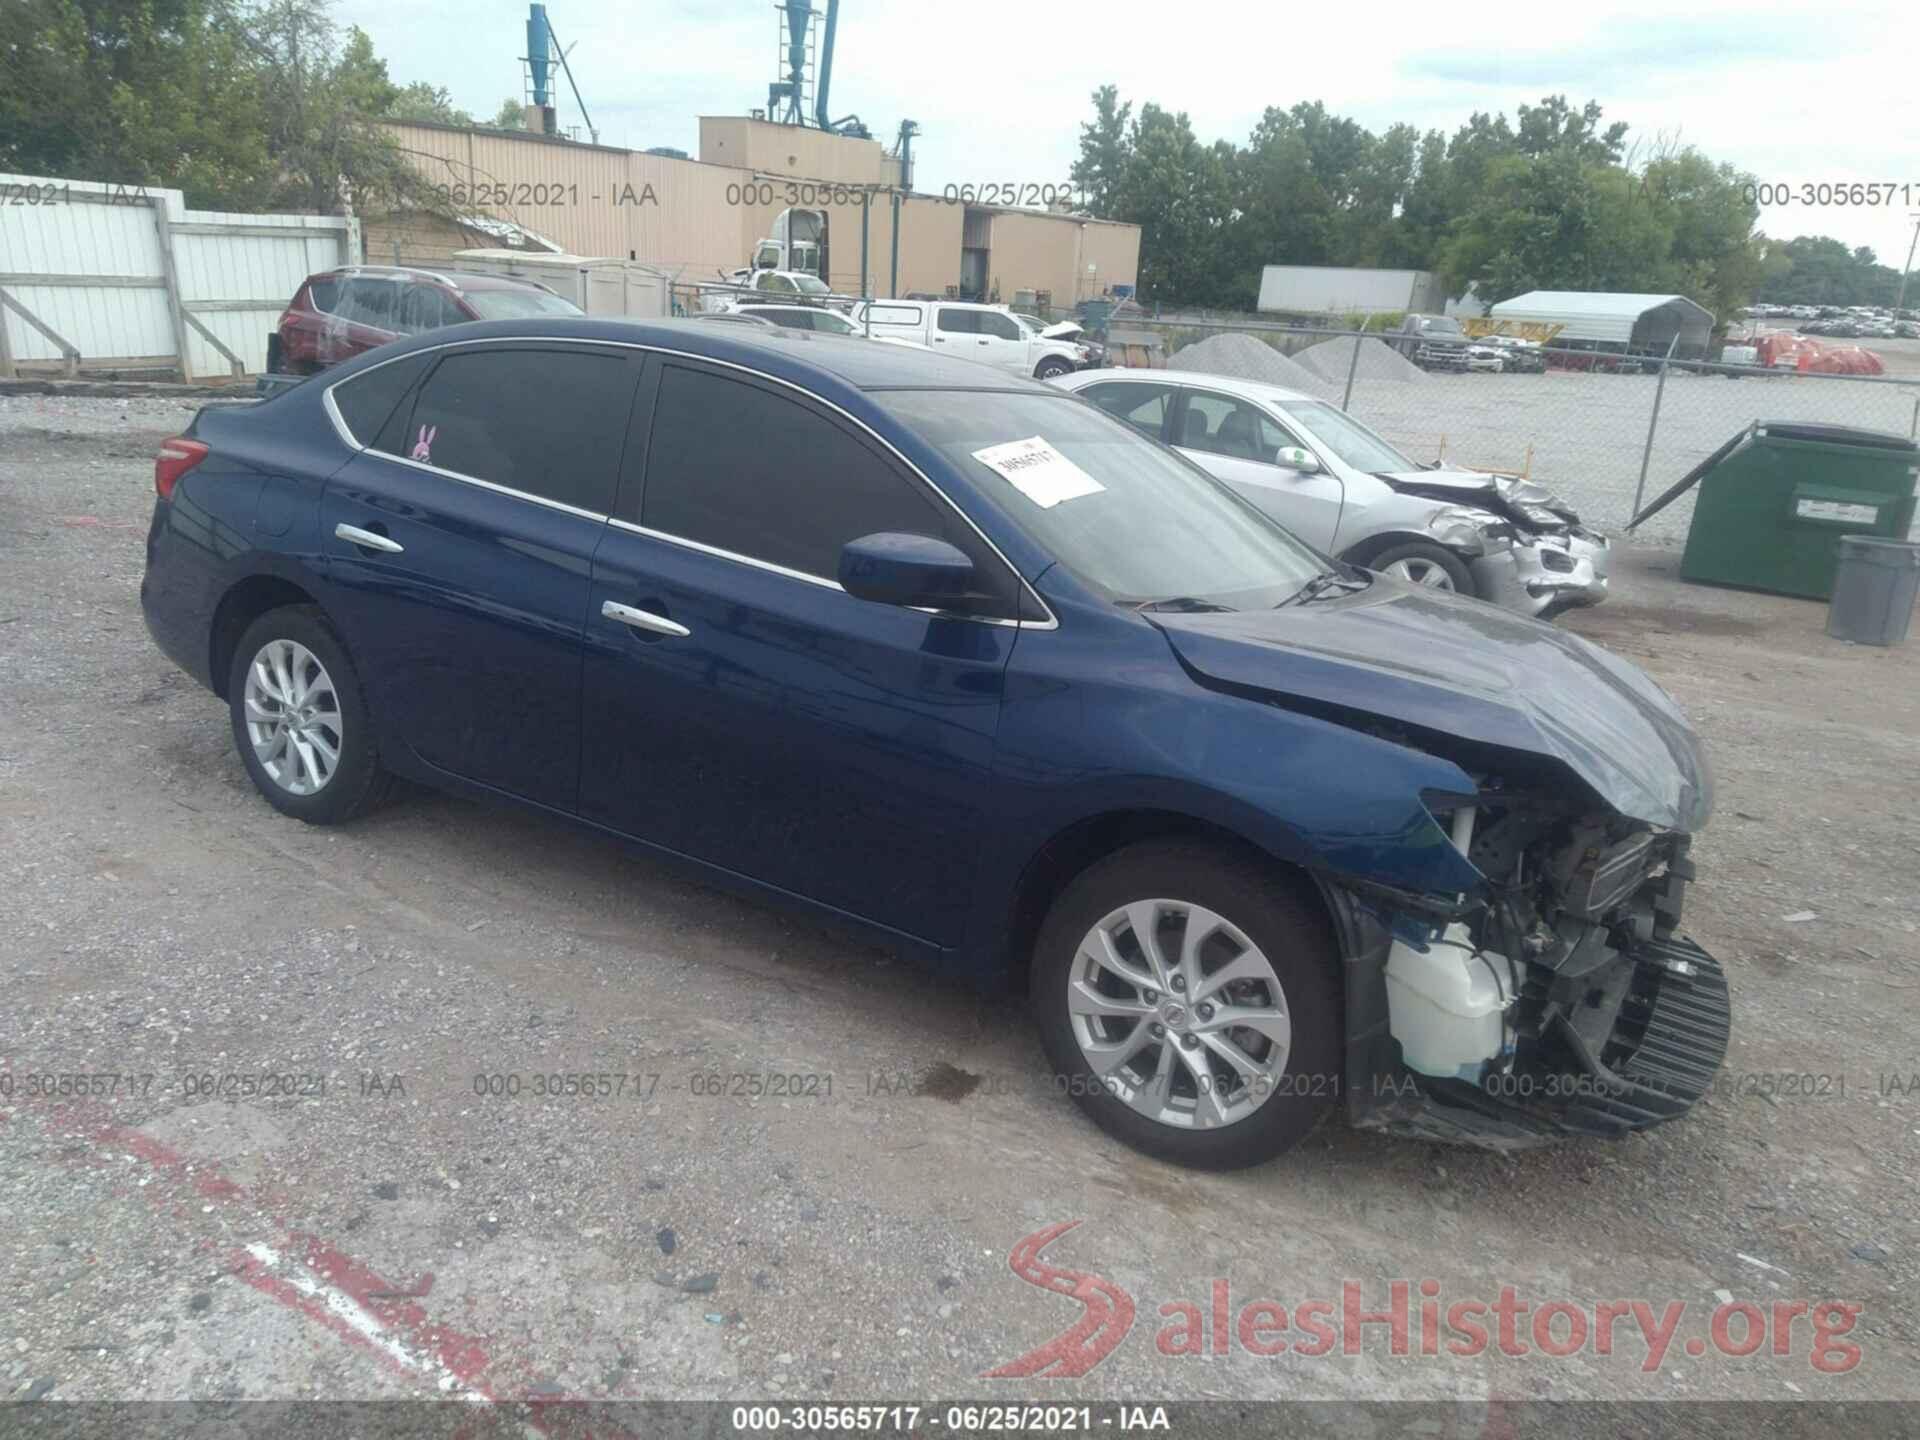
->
410 424 437 463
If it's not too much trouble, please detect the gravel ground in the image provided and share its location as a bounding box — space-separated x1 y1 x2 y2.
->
1339 354 1920 545
2 402 1918 1418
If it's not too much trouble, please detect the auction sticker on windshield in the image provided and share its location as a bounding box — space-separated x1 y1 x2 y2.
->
971 436 1105 508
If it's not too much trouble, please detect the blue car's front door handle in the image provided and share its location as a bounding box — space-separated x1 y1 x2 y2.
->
601 599 690 639
334 522 403 554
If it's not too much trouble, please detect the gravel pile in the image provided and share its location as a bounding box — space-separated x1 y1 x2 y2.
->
1166 332 1332 394
1293 334 1429 385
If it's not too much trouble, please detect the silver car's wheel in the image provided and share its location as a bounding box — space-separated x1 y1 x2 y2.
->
1382 556 1457 589
1067 899 1292 1131
242 639 342 796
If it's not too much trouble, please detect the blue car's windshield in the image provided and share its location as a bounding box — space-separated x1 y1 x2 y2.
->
877 390 1327 610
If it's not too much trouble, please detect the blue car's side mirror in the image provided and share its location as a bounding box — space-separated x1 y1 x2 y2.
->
839 532 977 609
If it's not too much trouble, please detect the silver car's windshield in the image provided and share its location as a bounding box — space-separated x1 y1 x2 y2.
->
1277 401 1418 475
878 390 1327 610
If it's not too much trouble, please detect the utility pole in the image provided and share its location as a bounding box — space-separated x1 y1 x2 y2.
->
1896 214 1920 313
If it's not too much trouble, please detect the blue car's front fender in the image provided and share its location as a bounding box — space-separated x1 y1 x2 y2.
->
962 597 1483 977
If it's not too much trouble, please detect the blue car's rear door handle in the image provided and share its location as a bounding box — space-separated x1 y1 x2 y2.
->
601 599 690 639
335 522 403 554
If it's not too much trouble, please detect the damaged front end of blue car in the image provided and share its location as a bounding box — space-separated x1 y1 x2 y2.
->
1150 586 1730 1151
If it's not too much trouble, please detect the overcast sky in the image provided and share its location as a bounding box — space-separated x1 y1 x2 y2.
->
334 0 1920 271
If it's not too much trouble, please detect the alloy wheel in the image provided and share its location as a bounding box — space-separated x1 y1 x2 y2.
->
242 639 343 796
1382 556 1457 589
1067 899 1292 1130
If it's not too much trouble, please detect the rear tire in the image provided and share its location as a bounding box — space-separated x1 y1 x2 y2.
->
227 604 393 825
1030 840 1342 1169
1365 541 1475 596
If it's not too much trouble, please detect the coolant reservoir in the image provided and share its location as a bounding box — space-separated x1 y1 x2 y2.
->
1385 923 1516 1081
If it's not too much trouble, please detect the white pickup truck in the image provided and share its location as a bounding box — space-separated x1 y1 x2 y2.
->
848 299 1089 379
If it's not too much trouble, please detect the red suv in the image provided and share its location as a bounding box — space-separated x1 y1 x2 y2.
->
268 266 583 375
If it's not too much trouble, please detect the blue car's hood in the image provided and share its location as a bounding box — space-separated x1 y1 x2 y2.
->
1149 581 1712 832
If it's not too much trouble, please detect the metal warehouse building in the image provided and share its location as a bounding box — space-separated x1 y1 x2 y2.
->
368 117 1140 308
1488 291 1716 358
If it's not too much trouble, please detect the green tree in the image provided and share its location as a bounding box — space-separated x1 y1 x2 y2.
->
1069 84 1133 217
1514 95 1628 163
1757 236 1901 306
1112 105 1233 305
0 0 471 214
490 97 528 130
0 0 272 205
1235 105 1333 271
1378 129 1453 268
1633 150 1763 324
1060 84 1811 317
236 1 443 215
387 81 474 126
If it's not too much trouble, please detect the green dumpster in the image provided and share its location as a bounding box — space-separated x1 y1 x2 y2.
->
1628 421 1920 599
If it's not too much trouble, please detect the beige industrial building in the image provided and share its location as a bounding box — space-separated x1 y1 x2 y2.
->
367 116 1139 310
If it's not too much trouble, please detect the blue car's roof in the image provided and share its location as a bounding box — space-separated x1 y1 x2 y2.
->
354 316 1049 395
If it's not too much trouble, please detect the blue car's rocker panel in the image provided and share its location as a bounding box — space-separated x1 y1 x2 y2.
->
141 317 1728 1169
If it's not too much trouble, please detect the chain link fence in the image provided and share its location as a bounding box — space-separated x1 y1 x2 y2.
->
1137 319 1920 545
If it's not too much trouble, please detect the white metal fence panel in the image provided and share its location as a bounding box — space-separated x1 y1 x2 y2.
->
170 209 356 377
0 173 355 380
0 175 175 365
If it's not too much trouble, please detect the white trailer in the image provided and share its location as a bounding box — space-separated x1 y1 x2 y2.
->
1257 265 1445 316
450 249 672 319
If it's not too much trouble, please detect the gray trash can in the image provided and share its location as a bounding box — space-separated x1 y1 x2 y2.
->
1826 536 1920 646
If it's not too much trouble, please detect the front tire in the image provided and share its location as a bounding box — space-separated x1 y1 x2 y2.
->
1031 841 1342 1169
228 604 393 824
1365 541 1475 595
1034 357 1074 380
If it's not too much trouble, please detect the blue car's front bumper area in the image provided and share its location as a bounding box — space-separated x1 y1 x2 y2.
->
1354 933 1732 1149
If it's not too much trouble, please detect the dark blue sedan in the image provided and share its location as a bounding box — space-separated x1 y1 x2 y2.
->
141 318 1728 1168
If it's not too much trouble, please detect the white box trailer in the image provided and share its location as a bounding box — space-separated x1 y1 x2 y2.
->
450 249 672 319
1257 265 1445 316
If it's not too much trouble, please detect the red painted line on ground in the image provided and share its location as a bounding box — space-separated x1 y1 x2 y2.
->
5 1093 645 1433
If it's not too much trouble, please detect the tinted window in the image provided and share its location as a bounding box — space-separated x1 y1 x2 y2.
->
1082 382 1171 440
755 309 812 331
331 353 432 448
344 279 401 330
643 366 1004 604
397 284 458 334
403 348 633 513
755 273 798 294
307 277 340 314
935 308 978 335
1177 392 1291 464
865 304 922 327
809 311 858 334
979 311 1022 341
